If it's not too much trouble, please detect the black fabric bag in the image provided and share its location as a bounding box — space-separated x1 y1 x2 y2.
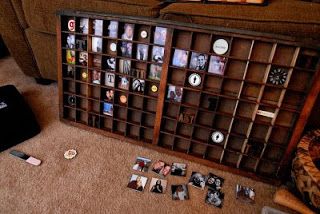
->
0 85 40 151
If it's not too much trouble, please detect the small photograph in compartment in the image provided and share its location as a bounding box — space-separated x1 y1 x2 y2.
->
212 38 229 56
103 89 114 102
231 120 251 137
131 79 144 93
226 135 245 152
152 46 165 63
107 21 119 38
295 48 319 70
210 131 225 145
78 51 88 66
103 102 113 116
267 67 288 86
224 60 246 79
92 70 101 85
93 19 103 36
127 174 148 192
205 189 224 208
272 45 296 67
133 157 151 172
104 57 116 71
167 85 183 102
172 49 189 68
93 55 102 68
149 178 167 194
188 171 206 190
75 35 87 50
120 41 132 57
208 56 226 75
249 123 269 141
79 18 89 34
245 63 267 83
65 34 75 49
189 52 208 71
240 82 261 101
66 50 75 64
117 76 129 90
154 27 167 46
148 64 162 81
104 72 115 87
65 65 75 78
263 144 285 162
250 41 273 63
171 163 187 177
230 38 252 60
121 23 134 40
119 59 131 75
171 185 189 201
274 110 298 127
87 114 100 128
91 37 102 53
136 44 148 61
187 72 202 87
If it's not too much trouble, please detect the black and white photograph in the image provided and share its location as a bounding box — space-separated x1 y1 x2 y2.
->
120 42 133 57
79 52 88 66
149 178 167 194
136 44 148 61
76 36 87 50
127 174 148 192
93 55 102 68
188 172 206 190
206 173 224 191
79 18 89 34
152 46 164 63
132 157 151 172
92 70 101 85
148 64 162 81
121 23 134 40
154 27 167 46
92 37 103 53
205 189 224 208
106 57 116 71
66 65 74 78
119 59 131 74
103 102 113 116
108 21 119 38
93 19 103 36
189 52 208 71
208 56 226 75
105 89 114 101
171 185 189 201
236 184 255 203
152 160 171 177
66 34 75 49
66 50 75 64
171 163 187 177
172 49 189 68
167 85 183 103
105 72 115 87
118 76 129 90
132 79 145 92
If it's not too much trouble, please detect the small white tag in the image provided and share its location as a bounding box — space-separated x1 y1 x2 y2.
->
257 110 275 118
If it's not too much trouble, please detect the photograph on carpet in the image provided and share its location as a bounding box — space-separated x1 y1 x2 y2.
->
236 184 255 203
132 157 151 172
149 178 167 194
66 65 74 78
171 185 189 201
152 160 171 177
205 189 224 208
188 172 206 190
92 37 103 53
121 24 134 40
171 163 187 177
206 173 224 191
127 174 148 192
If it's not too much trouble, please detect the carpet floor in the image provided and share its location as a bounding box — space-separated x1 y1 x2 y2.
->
0 57 294 214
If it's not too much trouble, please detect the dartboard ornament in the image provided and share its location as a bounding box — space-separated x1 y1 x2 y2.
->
268 67 288 85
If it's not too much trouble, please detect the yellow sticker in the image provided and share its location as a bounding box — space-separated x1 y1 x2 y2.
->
82 71 87 79
151 85 158 92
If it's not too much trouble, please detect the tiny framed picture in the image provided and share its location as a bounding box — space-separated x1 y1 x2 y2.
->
92 37 103 53
121 23 134 40
93 19 103 36
105 72 115 87
136 44 148 61
118 76 129 90
236 184 255 203
120 41 132 57
66 65 75 78
108 21 119 38
171 185 189 201
206 173 224 191
211 131 224 144
172 49 189 68
149 178 167 194
132 157 151 172
152 160 171 177
148 64 162 81
132 79 145 92
92 70 101 85
167 85 183 103
189 52 208 71
93 55 102 68
66 34 75 49
154 27 167 46
208 56 226 75
188 172 206 190
76 36 87 50
79 18 89 34
105 57 116 71
79 52 88 66
127 174 148 192
105 89 114 101
119 59 131 74
205 189 224 208
152 46 165 63
171 163 187 177
103 102 113 116
66 50 75 64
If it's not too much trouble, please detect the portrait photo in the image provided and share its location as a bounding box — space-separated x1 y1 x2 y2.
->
121 42 133 57
118 76 129 90
105 72 115 87
152 160 171 177
105 89 114 101
132 79 145 92
171 185 189 201
79 51 88 66
108 21 118 38
172 49 189 68
103 102 113 116
121 23 134 40
206 173 224 191
92 70 101 85
148 64 162 81
171 163 187 177
205 189 224 208
149 178 167 194
154 27 167 46
93 19 103 36
93 55 102 68
66 34 75 49
236 184 255 203
208 56 226 75
106 57 116 71
92 37 103 53
152 46 164 63
189 52 208 71
188 172 206 190
79 18 88 34
132 157 151 172
136 44 148 61
167 85 183 103
119 59 131 74
66 65 74 78
127 174 148 192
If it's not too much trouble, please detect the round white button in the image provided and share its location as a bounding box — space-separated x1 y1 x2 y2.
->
213 39 229 55
211 131 224 144
140 30 148 38
110 43 117 52
188 73 201 87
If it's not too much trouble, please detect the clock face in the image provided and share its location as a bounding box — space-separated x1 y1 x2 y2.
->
120 95 127 104
188 73 201 87
151 85 158 92
211 131 224 144
268 68 288 85
140 30 148 38
110 43 117 52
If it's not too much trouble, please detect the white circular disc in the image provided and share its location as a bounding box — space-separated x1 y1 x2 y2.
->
110 43 117 52
64 149 77 159
140 30 148 38
188 73 201 87
211 131 224 144
213 39 229 55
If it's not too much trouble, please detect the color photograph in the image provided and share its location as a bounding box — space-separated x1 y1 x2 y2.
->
149 178 167 194
127 174 148 192
189 52 208 71
167 85 183 103
154 27 167 46
171 185 189 201
132 157 151 172
103 102 113 116
171 163 187 177
152 160 171 177
208 56 226 75
188 172 206 190
172 49 189 68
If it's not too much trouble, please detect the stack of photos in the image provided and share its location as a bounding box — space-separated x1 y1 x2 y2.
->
205 173 225 208
103 102 113 116
132 79 145 92
236 184 255 203
167 85 183 102
127 174 148 192
149 178 167 194
171 185 189 200
132 157 151 172
171 163 187 176
152 160 171 177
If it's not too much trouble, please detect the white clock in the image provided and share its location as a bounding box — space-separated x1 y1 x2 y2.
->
211 131 224 144
188 73 201 87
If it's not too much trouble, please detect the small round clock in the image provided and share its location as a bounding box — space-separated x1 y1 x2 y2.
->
140 30 148 39
188 73 201 87
268 68 288 85
211 131 224 144
110 43 117 52
213 39 229 55
151 85 158 93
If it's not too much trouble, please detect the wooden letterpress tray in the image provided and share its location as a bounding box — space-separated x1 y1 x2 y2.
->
57 10 320 184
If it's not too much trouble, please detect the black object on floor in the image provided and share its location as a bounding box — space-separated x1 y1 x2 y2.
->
35 78 55 85
0 85 40 152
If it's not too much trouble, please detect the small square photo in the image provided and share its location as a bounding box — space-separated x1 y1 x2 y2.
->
93 19 103 36
119 59 131 74
118 76 129 90
236 184 255 203
149 178 167 194
172 49 189 68
121 42 133 57
171 163 187 177
167 85 183 103
79 51 88 66
66 34 75 49
103 102 113 116
108 21 119 38
121 23 134 40
105 72 115 87
171 185 189 201
206 173 224 191
79 18 89 34
93 55 102 68
189 52 208 71
105 89 114 101
188 172 206 190
152 160 171 177
105 57 116 71
152 46 164 63
154 27 167 46
208 56 226 75
92 37 103 53
205 189 224 208
127 174 148 192
148 64 162 81
132 157 151 172
132 79 145 92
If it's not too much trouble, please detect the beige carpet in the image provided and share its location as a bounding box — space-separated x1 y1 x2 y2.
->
0 57 294 214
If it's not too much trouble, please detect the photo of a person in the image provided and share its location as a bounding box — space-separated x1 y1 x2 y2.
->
150 178 167 194
160 165 171 177
152 160 165 174
66 34 75 49
103 102 113 116
188 172 206 190
205 189 224 208
236 184 255 203
167 85 183 103
118 76 129 90
119 59 131 75
132 79 145 92
171 163 187 177
92 70 101 84
152 46 164 63
208 56 226 75
127 174 148 192
76 36 87 50
136 44 148 61
121 24 134 40
92 37 102 53
108 21 118 38
93 19 103 36
189 52 208 71
105 90 114 101
121 42 132 57
171 185 189 201
106 57 116 71
206 173 224 191
93 55 102 68
79 18 88 34
79 52 88 66
154 27 167 46
172 49 189 68
132 157 151 172
148 64 162 81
